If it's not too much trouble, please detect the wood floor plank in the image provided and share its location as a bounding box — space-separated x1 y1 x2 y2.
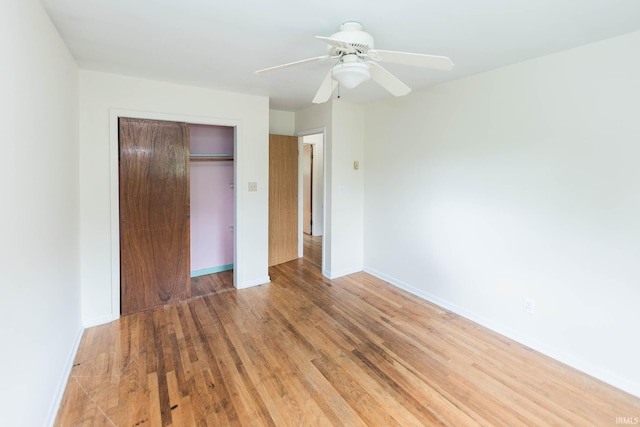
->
55 235 640 426
199 296 278 427
191 270 234 298
240 286 364 427
147 372 163 427
188 299 254 426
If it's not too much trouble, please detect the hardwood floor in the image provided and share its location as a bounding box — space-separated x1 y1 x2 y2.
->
190 270 234 298
55 235 640 426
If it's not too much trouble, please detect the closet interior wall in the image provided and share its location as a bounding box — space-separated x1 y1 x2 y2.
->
189 124 235 277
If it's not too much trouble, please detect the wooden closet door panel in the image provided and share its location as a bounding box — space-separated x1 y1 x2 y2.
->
119 118 190 315
269 134 299 266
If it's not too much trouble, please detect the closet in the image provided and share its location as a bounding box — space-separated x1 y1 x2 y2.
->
189 124 234 278
119 118 234 315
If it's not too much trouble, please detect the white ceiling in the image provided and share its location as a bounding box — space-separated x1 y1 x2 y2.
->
41 0 640 111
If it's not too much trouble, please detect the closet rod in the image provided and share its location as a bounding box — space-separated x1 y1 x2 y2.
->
190 156 234 162
189 153 234 161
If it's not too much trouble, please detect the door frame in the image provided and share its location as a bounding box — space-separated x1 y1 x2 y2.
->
296 128 327 273
109 109 240 319
302 143 313 235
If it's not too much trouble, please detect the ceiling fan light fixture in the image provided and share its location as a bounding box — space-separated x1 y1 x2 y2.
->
332 61 370 89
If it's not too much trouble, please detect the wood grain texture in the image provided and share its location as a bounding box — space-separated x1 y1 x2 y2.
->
119 118 191 315
55 236 640 426
269 134 299 266
191 270 234 298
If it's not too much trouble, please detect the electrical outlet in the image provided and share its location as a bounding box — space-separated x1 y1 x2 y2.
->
523 297 536 315
248 182 258 192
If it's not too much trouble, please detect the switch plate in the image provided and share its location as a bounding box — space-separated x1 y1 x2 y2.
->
523 297 536 315
248 182 258 192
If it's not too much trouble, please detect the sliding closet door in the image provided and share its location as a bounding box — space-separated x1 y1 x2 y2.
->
119 118 190 315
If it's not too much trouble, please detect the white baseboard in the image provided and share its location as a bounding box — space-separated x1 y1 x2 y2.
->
83 275 273 324
237 276 271 289
45 326 84 427
323 266 362 280
363 266 640 399
83 313 118 329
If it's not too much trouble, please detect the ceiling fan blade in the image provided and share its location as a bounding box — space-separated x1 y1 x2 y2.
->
315 36 356 54
369 63 411 97
312 69 338 104
370 49 454 71
255 55 331 74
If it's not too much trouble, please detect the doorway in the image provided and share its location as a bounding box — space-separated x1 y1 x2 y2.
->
298 132 324 264
118 118 235 315
302 143 313 236
188 124 235 298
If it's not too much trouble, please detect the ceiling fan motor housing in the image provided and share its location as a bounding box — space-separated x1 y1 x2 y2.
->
329 21 375 55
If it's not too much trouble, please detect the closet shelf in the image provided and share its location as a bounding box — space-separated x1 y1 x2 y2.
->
190 153 234 161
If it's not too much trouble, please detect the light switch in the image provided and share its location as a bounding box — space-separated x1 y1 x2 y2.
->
248 182 258 192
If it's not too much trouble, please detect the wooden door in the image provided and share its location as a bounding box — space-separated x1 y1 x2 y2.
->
119 118 191 315
269 134 299 266
302 144 313 235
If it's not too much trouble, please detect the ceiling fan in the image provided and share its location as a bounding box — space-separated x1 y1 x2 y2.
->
255 21 454 104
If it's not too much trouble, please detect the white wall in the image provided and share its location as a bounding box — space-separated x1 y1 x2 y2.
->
363 31 640 396
331 102 365 276
79 70 269 326
296 101 365 278
269 109 296 135
0 1 81 425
